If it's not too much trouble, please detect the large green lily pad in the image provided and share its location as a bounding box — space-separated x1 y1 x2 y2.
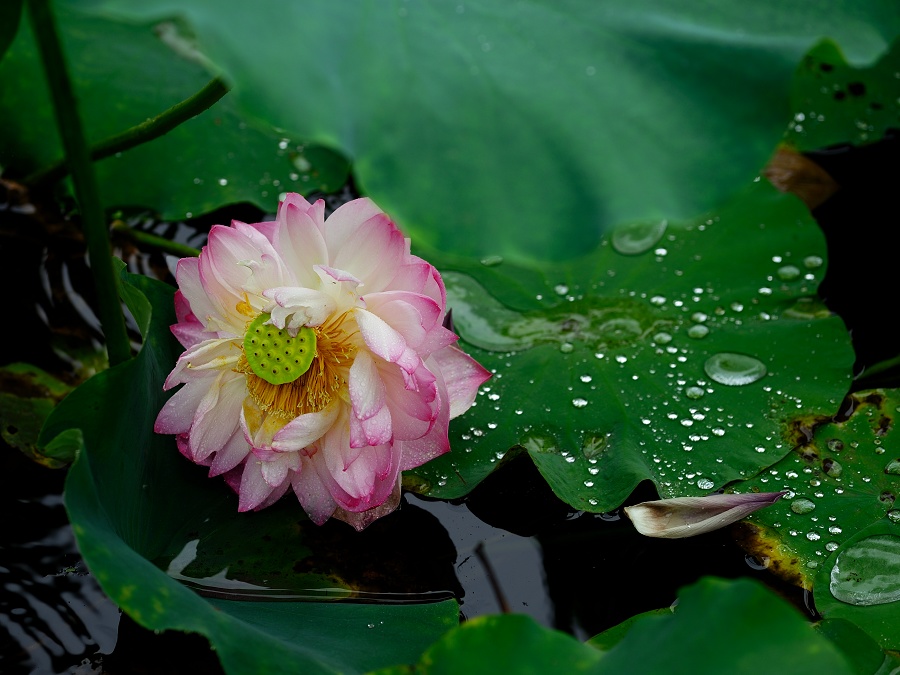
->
40 271 458 675
83 0 900 261
0 4 347 219
407 179 854 512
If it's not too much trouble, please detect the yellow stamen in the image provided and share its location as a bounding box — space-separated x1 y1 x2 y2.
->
236 292 256 317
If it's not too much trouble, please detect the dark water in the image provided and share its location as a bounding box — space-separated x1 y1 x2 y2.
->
1 134 898 673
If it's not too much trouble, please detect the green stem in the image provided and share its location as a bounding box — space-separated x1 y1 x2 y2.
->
28 0 131 366
112 220 201 258
26 77 229 186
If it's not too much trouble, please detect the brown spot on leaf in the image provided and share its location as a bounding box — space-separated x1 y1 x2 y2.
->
733 521 811 589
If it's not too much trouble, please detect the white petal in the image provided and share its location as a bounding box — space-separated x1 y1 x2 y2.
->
624 491 786 539
272 401 341 451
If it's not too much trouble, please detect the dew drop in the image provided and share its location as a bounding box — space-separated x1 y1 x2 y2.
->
777 265 801 281
803 255 824 269
827 439 844 453
691 312 708 323
480 255 504 267
611 219 668 255
888 510 900 524
791 498 816 514
687 324 709 339
685 386 705 400
218 178 229 186
653 332 672 344
697 478 715 490
824 458 843 478
826 542 839 552
560 342 574 353
572 398 589 408
884 459 900 475
807 531 821 541
704 353 767 386
830 535 900 606
580 374 593 383
554 284 569 296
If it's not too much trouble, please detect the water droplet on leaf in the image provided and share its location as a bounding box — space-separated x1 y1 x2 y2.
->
687 325 709 339
611 219 667 255
791 498 816 514
704 353 767 386
830 535 900 606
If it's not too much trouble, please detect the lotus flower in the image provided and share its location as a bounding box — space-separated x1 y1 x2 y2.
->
624 491 786 538
155 194 490 529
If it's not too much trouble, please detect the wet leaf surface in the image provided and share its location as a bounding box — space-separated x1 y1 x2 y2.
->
83 0 899 260
738 389 899 595
0 4 348 220
408 180 854 512
787 38 900 151
815 520 900 650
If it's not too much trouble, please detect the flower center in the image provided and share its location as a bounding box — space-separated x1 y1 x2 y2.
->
243 313 316 385
238 311 357 420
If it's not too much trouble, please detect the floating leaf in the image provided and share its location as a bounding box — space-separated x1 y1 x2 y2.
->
787 38 900 151
737 389 899 592
407 180 853 512
82 0 900 261
376 578 857 675
0 4 347 220
39 271 458 675
590 578 858 674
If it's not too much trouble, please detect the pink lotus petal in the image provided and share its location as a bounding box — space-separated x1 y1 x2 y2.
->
291 455 337 525
208 429 251 477
321 198 384 259
189 374 246 463
355 308 420 375
237 459 278 511
263 286 335 331
155 377 214 435
333 478 402 532
429 345 492 419
624 491 787 539
272 401 340 451
331 213 406 292
275 202 328 288
349 350 387 421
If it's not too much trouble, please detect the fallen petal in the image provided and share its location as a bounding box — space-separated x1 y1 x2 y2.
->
624 491 786 539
